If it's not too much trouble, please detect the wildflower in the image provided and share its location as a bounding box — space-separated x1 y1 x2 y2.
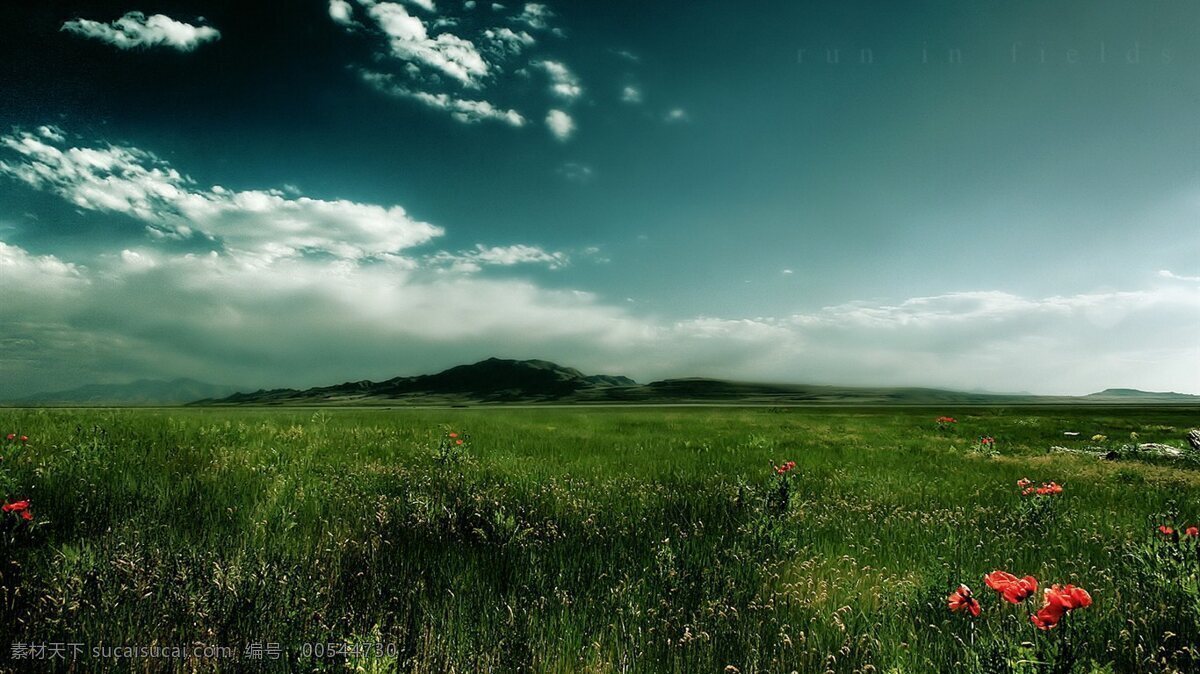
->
1030 584 1091 630
449 432 459 438
774 460 797 475
19 436 27 443
947 584 981 617
2 500 33 521
1017 478 1031 488
4 434 12 441
455 439 464 445
1035 482 1063 496
984 570 1038 603
980 436 995 445
937 416 957 424
1022 487 1037 496
1186 526 1199 538
1091 434 1107 442
1158 525 1176 538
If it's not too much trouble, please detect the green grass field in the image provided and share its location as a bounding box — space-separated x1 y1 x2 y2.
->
0 407 1198 673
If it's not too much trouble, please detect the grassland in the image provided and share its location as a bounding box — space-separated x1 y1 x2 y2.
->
0 406 1198 673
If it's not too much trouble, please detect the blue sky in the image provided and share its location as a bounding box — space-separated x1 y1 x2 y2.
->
1 0 1198 397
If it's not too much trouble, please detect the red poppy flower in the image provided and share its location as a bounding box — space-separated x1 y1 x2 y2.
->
2 500 32 521
1158 525 1176 537
448 432 458 438
1035 482 1063 496
947 584 980 617
937 416 957 424
980 436 994 445
455 439 463 445
984 570 1038 603
1186 526 1199 538
1030 603 1065 630
4 433 13 441
775 461 797 475
1017 478 1031 488
1021 487 1037 496
18 436 27 443
1030 584 1091 630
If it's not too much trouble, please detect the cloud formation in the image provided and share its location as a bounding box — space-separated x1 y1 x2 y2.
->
0 129 440 261
61 12 221 51
3 128 1196 400
334 0 583 139
546 109 574 141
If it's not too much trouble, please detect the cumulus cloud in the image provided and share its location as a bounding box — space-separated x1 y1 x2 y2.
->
329 0 355 26
545 109 574 141
512 3 553 30
535 60 581 100
0 129 441 261
428 244 570 272
362 71 525 125
335 0 583 131
61 12 220 51
4 232 1198 400
365 2 490 87
620 85 642 104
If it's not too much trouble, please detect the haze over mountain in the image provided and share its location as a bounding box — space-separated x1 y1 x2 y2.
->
193 359 1200 407
11 378 238 406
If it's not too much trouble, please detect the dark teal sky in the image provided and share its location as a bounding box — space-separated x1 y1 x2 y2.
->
1 0 1197 396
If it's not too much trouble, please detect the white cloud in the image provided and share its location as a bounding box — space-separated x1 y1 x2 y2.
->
361 71 525 125
482 27 534 56
329 0 355 26
429 244 570 272
620 85 642 104
366 2 489 87
4 235 1198 399
61 12 220 52
535 60 581 100
512 3 553 30
546 109 574 141
1158 269 1200 283
0 129 442 261
664 108 689 123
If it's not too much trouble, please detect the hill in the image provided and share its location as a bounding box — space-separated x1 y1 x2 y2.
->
195 359 1200 406
12 378 239 406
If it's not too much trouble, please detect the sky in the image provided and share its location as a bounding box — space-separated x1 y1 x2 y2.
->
1 0 1198 398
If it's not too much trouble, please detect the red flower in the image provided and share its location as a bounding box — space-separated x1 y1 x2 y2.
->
455 439 463 445
980 436 994 445
984 570 1038 603
936 416 957 424
1017 478 1031 488
1035 482 1063 496
1031 584 1091 630
1159 525 1176 537
18 436 27 443
448 432 458 438
2 500 32 521
1186 526 1199 538
947 584 980 617
1021 487 1037 496
775 460 797 475
4 434 12 441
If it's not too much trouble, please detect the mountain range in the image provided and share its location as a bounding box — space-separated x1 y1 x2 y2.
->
7 359 1198 406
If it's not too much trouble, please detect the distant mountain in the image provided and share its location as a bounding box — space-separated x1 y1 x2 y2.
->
1083 388 1200 402
196 359 1200 407
200 358 638 405
12 378 239 406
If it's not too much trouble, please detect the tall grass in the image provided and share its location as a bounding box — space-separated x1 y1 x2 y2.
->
0 406 1197 672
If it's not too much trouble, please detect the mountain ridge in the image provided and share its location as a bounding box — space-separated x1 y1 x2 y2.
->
189 359 1200 407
